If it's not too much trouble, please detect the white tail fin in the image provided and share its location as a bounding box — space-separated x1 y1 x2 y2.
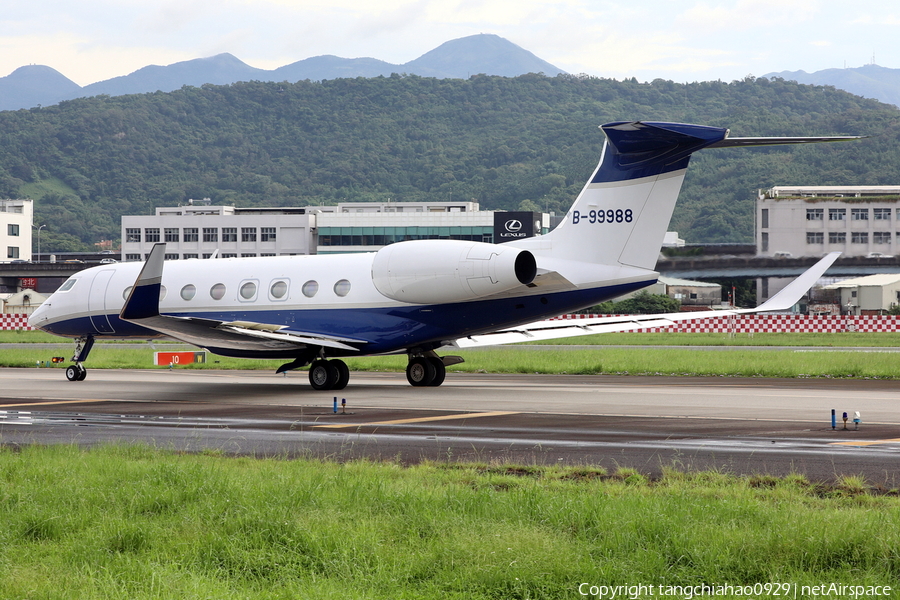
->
515 121 862 270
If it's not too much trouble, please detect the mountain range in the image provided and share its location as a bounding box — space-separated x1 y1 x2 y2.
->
0 34 564 112
764 64 900 107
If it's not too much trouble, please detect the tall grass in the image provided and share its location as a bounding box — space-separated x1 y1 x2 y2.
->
0 445 898 599
6 343 900 378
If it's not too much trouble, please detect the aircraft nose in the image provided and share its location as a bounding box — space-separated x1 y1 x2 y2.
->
28 302 48 330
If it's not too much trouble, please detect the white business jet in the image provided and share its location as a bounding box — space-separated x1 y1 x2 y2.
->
29 121 853 388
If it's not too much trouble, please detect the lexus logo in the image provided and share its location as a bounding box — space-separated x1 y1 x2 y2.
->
504 219 523 233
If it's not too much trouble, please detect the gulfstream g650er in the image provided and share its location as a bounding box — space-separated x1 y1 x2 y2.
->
29 121 852 388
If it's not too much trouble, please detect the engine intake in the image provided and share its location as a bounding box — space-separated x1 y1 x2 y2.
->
372 240 536 304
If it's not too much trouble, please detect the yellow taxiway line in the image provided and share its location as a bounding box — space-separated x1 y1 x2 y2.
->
314 410 517 429
831 438 900 447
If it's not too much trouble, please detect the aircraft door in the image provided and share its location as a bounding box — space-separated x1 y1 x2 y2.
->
88 269 116 334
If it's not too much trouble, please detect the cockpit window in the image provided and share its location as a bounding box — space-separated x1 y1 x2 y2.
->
58 278 78 292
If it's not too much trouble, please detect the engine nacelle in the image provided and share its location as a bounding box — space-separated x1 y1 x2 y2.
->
371 239 537 304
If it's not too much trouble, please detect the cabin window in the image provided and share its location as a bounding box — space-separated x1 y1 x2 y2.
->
58 278 78 292
180 284 196 301
270 280 288 300
122 286 132 299
210 283 226 300
334 279 351 297
302 280 319 298
239 281 258 301
159 285 167 301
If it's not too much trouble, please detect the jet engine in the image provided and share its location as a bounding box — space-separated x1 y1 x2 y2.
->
371 239 537 304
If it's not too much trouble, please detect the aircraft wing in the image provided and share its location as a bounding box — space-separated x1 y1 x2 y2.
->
448 252 841 348
120 243 365 352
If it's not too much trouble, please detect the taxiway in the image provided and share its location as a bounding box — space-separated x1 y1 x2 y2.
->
1 368 898 483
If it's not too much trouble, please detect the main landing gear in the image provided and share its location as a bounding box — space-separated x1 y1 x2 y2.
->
65 335 94 382
406 356 446 387
308 359 350 391
405 353 463 387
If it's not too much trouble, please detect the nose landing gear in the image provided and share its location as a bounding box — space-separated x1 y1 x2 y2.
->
66 335 94 382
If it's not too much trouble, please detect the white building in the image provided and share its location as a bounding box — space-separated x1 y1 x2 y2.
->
1 199 33 263
822 274 900 315
121 200 551 259
315 200 503 254
121 203 317 260
757 186 900 257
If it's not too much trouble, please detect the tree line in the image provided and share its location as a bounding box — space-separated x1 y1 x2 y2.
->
0 73 898 251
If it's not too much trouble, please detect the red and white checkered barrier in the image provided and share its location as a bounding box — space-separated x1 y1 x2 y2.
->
0 314 33 331
554 314 900 333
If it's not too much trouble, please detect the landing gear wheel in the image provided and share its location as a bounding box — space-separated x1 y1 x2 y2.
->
330 360 350 390
309 360 333 390
406 357 436 387
66 364 86 382
427 357 446 387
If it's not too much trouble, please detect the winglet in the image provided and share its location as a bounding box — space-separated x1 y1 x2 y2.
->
120 243 166 320
754 252 841 312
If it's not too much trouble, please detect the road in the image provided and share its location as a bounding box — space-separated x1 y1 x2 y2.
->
1 368 898 483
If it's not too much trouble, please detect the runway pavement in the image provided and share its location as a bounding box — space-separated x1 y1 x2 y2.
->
2 367 899 483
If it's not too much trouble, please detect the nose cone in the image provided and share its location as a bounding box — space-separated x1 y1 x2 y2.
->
28 301 51 331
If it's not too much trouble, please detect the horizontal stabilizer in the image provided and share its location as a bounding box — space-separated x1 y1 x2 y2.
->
709 136 865 148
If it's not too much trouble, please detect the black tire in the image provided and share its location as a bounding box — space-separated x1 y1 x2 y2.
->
308 360 333 390
406 357 435 386
427 357 446 387
66 364 86 382
330 360 350 390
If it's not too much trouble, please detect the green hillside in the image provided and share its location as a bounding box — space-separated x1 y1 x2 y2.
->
1 73 898 251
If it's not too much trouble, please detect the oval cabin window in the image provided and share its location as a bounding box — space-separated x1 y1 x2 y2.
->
334 279 351 297
270 280 288 299
210 283 226 300
240 281 257 300
302 280 318 298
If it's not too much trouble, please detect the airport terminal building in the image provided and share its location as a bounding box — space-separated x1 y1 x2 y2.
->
121 200 548 260
757 186 900 258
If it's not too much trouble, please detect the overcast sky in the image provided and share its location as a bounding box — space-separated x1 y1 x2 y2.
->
3 0 897 87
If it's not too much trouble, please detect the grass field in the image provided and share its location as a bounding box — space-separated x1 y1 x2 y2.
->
5 331 900 596
5 330 900 379
1 444 898 599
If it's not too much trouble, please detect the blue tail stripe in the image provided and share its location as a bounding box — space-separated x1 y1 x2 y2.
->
593 122 729 183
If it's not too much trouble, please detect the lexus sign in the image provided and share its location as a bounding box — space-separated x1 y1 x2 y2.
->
494 211 536 243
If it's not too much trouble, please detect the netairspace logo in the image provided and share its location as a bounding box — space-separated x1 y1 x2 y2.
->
577 582 893 599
